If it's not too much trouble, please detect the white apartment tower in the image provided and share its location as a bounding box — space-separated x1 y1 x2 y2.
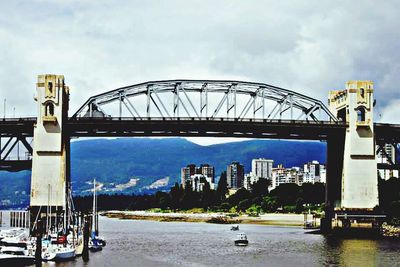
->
251 158 273 181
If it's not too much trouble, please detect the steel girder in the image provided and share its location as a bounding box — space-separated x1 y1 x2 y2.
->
72 80 338 122
376 142 400 170
0 136 33 171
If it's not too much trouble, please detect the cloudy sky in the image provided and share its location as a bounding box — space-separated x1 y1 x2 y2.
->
0 1 399 145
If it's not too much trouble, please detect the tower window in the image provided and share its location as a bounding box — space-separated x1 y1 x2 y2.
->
357 107 365 122
360 88 365 98
48 82 53 93
45 103 55 116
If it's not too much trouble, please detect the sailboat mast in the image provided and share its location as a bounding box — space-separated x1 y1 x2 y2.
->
92 178 96 232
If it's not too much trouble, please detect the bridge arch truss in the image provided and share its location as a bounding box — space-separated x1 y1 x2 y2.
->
73 80 337 122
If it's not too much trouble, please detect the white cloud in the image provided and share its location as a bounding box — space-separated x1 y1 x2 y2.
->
378 99 400 124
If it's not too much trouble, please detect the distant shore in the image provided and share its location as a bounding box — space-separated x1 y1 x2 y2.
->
101 210 311 227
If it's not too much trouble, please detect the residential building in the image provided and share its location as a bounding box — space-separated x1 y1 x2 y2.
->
190 174 215 192
303 160 325 184
200 164 215 183
251 158 273 181
243 172 258 190
181 166 192 187
181 163 215 188
271 164 303 190
227 162 244 189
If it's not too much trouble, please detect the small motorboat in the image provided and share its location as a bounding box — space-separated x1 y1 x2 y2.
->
0 229 29 248
89 244 103 252
97 236 106 247
230 225 239 231
234 233 249 246
1 246 29 256
89 238 103 252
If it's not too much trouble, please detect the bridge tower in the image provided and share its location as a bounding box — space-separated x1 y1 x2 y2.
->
328 81 378 214
30 74 70 230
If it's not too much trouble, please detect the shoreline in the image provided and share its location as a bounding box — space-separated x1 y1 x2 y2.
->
101 210 310 227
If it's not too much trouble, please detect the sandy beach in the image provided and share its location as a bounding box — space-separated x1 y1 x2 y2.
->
101 210 315 226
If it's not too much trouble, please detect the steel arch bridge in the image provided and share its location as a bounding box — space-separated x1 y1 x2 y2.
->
72 80 337 122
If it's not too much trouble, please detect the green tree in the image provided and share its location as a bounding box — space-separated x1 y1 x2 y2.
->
155 191 170 209
295 197 304 213
216 171 228 204
300 182 325 205
261 196 278 212
237 199 251 212
169 183 183 211
201 181 215 209
270 183 300 206
227 188 251 206
250 178 271 199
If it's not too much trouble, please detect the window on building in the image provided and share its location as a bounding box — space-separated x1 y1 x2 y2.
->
45 102 54 116
357 107 365 122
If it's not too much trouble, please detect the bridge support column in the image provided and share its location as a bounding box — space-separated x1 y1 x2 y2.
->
30 74 70 232
322 133 345 233
327 81 380 230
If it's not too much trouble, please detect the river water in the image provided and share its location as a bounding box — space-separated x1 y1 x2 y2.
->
39 216 400 267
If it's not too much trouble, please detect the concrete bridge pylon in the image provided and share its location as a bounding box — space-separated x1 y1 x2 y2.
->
30 74 70 230
328 80 379 210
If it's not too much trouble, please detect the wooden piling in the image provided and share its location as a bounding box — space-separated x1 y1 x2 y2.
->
35 219 42 266
82 215 90 262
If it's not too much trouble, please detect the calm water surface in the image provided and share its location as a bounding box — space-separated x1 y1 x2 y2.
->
40 216 400 267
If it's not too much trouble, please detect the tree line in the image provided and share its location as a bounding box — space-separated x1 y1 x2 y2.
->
73 173 400 221
74 171 325 215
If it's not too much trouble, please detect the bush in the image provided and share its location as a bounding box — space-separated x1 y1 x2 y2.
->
283 205 297 213
237 199 251 212
246 205 261 217
220 202 231 211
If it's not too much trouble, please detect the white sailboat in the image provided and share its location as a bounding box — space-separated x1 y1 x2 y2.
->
89 178 104 252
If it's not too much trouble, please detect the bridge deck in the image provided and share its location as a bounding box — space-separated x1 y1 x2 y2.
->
66 117 346 140
1 117 399 141
1 117 399 171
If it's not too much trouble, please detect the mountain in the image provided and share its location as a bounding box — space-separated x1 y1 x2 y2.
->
0 138 326 207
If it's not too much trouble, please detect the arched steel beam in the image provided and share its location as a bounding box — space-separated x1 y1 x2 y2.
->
72 80 337 122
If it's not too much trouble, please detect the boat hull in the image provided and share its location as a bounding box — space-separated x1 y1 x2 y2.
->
0 254 35 266
89 245 103 252
234 240 249 246
54 249 76 261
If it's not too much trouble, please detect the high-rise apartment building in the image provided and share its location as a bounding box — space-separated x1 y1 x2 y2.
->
252 158 273 180
200 164 215 183
181 163 215 188
303 160 325 184
227 162 244 189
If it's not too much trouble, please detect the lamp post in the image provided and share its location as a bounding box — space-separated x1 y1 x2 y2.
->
3 98 5 119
